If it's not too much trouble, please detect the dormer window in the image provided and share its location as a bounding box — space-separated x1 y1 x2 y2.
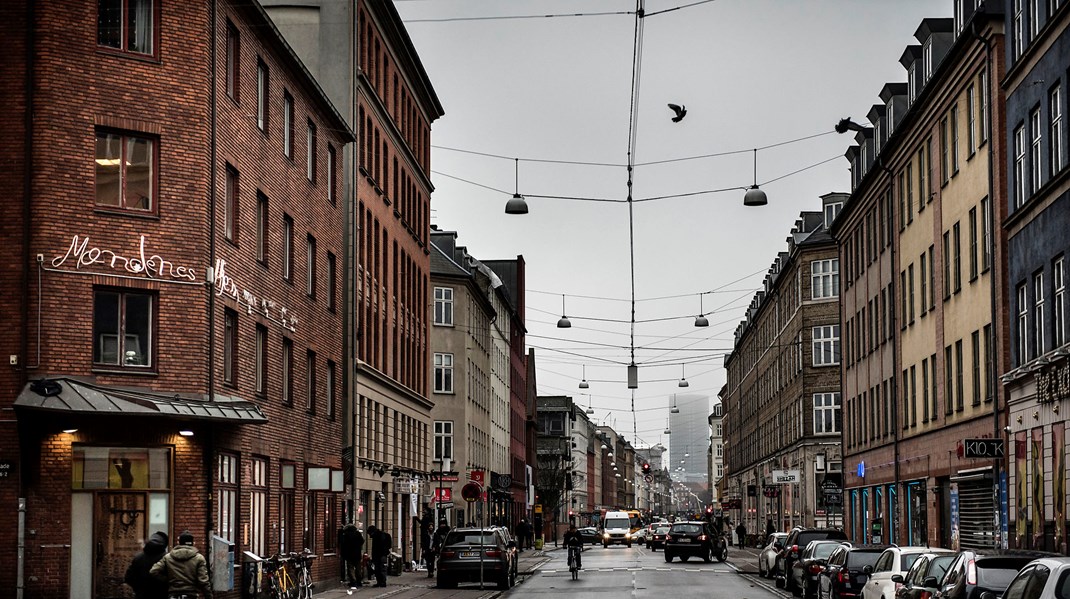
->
908 64 917 103
923 39 933 83
875 121 882 154
824 202 843 229
888 104 895 132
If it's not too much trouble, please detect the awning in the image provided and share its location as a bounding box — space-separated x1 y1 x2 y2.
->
14 377 267 424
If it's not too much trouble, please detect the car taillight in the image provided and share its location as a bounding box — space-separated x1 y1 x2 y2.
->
810 564 824 574
485 550 501 558
837 571 848 584
920 592 931 599
966 558 977 585
698 535 708 541
791 545 799 556
441 551 456 558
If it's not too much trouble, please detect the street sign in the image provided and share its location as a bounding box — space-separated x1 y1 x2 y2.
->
963 438 1005 459
432 488 452 503
461 482 482 503
470 470 485 484
772 469 801 484
644 474 653 483
429 472 459 482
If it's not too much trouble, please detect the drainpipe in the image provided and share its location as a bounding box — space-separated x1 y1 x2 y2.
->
18 0 35 596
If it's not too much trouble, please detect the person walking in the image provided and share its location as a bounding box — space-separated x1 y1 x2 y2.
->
125 531 169 599
339 523 364 588
149 530 213 599
765 518 776 538
427 519 450 578
735 522 748 549
367 525 392 587
515 519 530 552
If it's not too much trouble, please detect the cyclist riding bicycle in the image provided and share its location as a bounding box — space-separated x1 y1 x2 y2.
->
562 523 584 571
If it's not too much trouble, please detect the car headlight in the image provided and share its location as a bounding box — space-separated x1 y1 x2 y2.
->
625 533 632 539
603 533 609 539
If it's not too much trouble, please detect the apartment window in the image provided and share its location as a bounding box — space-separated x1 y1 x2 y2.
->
282 337 293 405
945 345 954 415
899 172 908 230
326 360 335 420
951 105 960 173
1014 0 1025 57
931 353 939 417
824 202 842 228
1035 272 1046 357
980 70 990 142
923 38 933 82
1030 0 1041 39
306 235 316 298
906 164 914 219
811 259 839 299
217 453 238 543
901 271 908 330
93 290 153 368
434 353 454 393
434 421 454 461
283 215 294 282
918 144 928 209
1032 109 1043 192
1053 86 1064 174
279 465 295 553
327 144 336 205
971 331 981 406
967 84 977 153
920 253 928 314
969 207 978 281
223 309 237 387
953 222 962 293
955 340 964 411
922 358 930 423
812 325 840 366
257 60 269 132
908 264 916 323
943 232 952 300
283 91 294 159
225 164 239 242
1055 257 1066 347
910 366 917 426
249 457 267 558
981 198 992 271
434 287 454 325
326 252 336 312
1017 284 1029 365
940 117 949 183
909 64 917 103
307 120 317 183
225 21 240 101
256 193 268 264
306 350 316 413
95 131 155 212
97 0 155 55
813 393 841 434
1015 124 1027 208
984 325 995 402
255 324 267 395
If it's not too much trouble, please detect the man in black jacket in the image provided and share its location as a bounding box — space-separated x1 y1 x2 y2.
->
339 524 364 588
367 525 392 587
125 531 169 599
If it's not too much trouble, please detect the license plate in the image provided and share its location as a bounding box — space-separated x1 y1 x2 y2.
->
677 538 690 543
461 551 478 558
855 576 866 584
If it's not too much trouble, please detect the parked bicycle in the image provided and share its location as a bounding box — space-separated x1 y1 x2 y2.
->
262 550 316 599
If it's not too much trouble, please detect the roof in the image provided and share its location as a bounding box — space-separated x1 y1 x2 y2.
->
14 377 267 424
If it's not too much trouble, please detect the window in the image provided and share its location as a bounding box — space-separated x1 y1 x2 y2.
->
1055 257 1066 348
920 253 928 313
1035 272 1046 357
901 271 908 330
1018 284 1029 365
969 207 978 281
955 340 964 411
1032 109 1043 192
813 393 841 434
824 202 842 228
307 120 317 182
984 325 994 402
225 164 239 242
303 493 317 553
327 144 336 205
945 345 954 415
217 453 238 543
225 21 240 101
434 287 454 325
951 105 960 173
256 193 268 264
923 38 933 82
257 60 269 132
812 325 840 366
279 464 295 553
223 309 237 386
980 70 990 143
953 222 962 293
908 264 916 324
910 365 917 426
306 235 316 298
326 360 335 420
922 358 930 423
434 421 454 461
1052 86 1063 174
283 214 294 281
282 337 293 405
97 0 155 55
1030 0 1041 39
1014 0 1025 57
255 324 267 395
972 331 981 406
967 84 977 153
918 144 928 208
811 259 839 299
95 131 155 212
1015 124 1027 207
326 252 336 312
943 232 952 300
940 117 949 183
434 353 454 393
931 353 939 417
249 457 267 558
93 290 153 368
981 198 992 271
306 350 316 413
283 91 294 159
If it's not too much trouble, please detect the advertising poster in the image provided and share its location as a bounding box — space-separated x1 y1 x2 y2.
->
949 482 960 551
1016 431 1028 545
1055 423 1066 553
1032 427 1045 549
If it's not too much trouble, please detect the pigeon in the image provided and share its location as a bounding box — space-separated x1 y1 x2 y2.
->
668 103 687 123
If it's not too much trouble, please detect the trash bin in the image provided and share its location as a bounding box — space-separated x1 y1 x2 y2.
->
240 551 263 599
388 552 403 576
534 538 544 550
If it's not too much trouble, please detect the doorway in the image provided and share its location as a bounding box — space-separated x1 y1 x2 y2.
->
94 493 147 598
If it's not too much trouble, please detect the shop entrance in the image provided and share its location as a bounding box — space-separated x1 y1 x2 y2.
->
94 493 147 598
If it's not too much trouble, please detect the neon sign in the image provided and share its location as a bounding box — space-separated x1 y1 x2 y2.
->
52 234 196 281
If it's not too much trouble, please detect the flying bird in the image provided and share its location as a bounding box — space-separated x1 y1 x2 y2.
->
668 103 687 123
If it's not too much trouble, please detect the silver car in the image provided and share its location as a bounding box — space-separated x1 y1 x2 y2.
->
759 532 789 578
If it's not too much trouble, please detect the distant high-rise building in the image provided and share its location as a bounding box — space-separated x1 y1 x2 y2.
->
670 394 710 485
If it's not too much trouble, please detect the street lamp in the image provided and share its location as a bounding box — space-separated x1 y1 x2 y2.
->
505 158 529 214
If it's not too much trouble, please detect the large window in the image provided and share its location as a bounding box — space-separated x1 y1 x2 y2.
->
95 131 155 212
813 393 841 434
1035 272 1046 357
1031 109 1043 193
812 325 840 366
282 337 293 405
223 309 237 387
434 287 454 325
1015 124 1027 207
1055 257 1066 348
225 164 239 242
257 60 269 132
255 324 267 395
249 457 268 557
93 290 153 368
1052 86 1063 174
97 0 155 55
225 20 240 101
217 453 238 543
434 421 453 461
434 353 454 393
811 259 839 299
1018 284 1029 365
279 463 295 553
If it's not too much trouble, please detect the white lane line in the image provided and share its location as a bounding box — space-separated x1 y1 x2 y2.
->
631 571 637 599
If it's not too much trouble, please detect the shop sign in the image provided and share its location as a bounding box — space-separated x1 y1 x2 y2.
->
772 469 800 484
762 485 780 498
1036 359 1070 403
214 258 298 331
963 438 1005 459
0 461 13 479
52 234 196 281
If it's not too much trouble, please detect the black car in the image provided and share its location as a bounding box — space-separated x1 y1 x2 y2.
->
577 527 602 545
663 520 727 563
791 540 849 599
818 545 885 599
933 551 1057 599
894 552 958 599
649 525 672 551
436 527 518 590
778 528 850 592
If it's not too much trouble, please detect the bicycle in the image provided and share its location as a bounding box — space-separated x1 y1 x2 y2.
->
288 550 316 599
567 545 582 580
263 553 296 599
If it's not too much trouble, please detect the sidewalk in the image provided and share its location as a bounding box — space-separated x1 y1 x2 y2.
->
312 549 553 599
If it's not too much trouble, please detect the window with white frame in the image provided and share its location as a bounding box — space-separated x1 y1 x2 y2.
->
1014 0 1025 58
1056 257 1066 348
824 202 842 229
967 84 976 152
812 325 840 366
257 60 269 132
923 39 933 82
1018 284 1029 365
1015 125 1027 208
249 457 267 557
217 453 238 543
434 421 453 461
1032 109 1043 193
980 70 990 142
283 91 294 159
1052 86 1063 174
811 259 839 299
1035 273 1046 357
434 287 454 325
814 392 841 434
93 289 153 368
434 353 454 393
1030 0 1041 39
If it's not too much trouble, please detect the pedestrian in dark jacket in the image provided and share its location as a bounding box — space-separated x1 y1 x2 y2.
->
427 520 450 577
735 523 748 549
765 518 776 538
150 530 212 599
515 519 530 552
125 531 169 599
339 524 364 588
368 525 392 587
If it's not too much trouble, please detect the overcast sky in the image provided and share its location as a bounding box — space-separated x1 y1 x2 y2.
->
394 0 950 453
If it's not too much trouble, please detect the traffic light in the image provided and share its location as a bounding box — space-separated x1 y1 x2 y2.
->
642 462 651 475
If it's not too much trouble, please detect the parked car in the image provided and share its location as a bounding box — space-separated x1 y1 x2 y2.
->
436 527 518 590
649 525 672 552
933 551 1058 599
777 528 850 592
663 520 727 563
981 556 1070 599
893 552 958 599
577 527 602 545
791 540 850 599
759 532 789 578
862 546 948 599
820 545 886 599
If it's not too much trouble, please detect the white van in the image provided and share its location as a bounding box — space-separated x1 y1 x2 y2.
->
601 511 633 547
